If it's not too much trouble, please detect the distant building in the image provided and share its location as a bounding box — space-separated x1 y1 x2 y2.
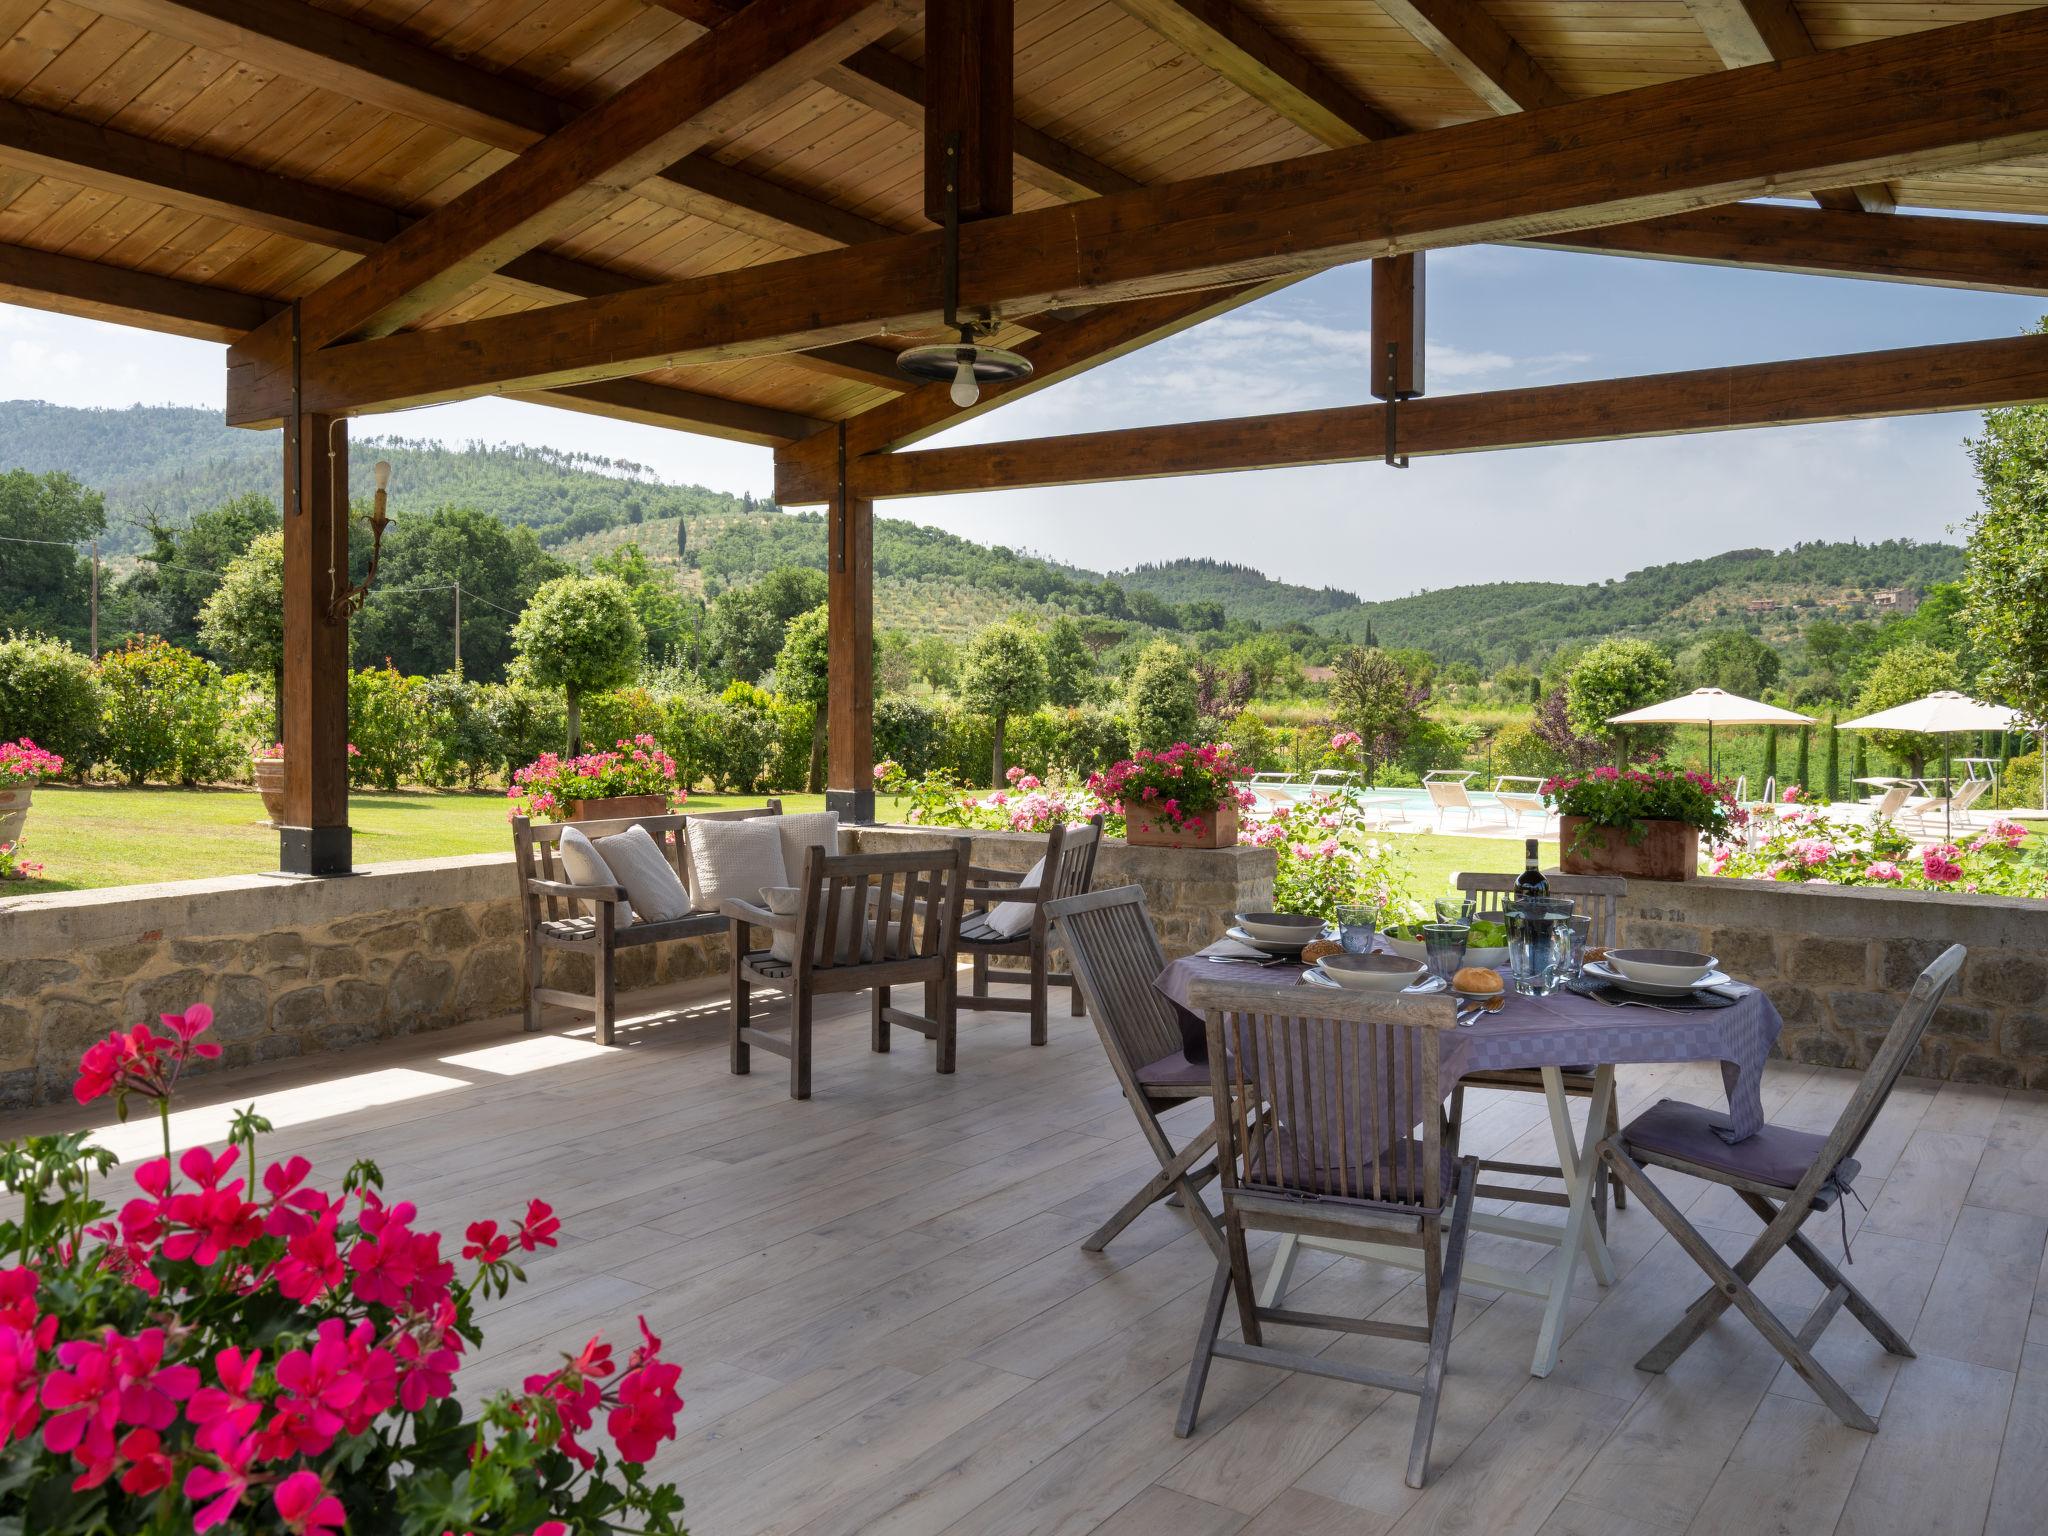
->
1745 598 1780 614
1302 665 1336 684
1872 589 1919 612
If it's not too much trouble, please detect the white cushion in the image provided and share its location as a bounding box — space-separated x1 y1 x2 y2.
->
686 818 788 917
593 824 691 925
774 811 842 885
556 825 629 925
985 855 1046 939
761 884 866 965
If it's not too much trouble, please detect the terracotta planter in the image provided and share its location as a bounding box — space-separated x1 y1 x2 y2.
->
252 757 286 824
566 793 672 824
0 784 30 844
1558 815 1699 882
1123 800 1238 849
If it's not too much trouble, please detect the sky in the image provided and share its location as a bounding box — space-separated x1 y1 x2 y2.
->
3 221 2041 601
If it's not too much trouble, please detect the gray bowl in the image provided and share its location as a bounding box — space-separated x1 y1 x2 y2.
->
1608 948 1719 988
1317 952 1428 992
1235 911 1326 945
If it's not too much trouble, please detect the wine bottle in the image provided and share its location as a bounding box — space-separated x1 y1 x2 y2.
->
1514 838 1548 902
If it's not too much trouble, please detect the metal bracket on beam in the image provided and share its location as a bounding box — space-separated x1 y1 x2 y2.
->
1383 342 1414 469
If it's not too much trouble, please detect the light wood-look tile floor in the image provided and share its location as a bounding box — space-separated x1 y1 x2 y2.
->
16 974 2048 1536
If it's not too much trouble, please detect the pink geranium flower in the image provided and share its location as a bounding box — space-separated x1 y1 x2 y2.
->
275 1470 347 1536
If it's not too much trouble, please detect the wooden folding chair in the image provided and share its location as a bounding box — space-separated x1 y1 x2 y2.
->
1178 977 1479 1489
1046 886 1223 1258
723 843 968 1100
1598 943 1965 1431
1450 870 1629 1226
959 816 1104 1042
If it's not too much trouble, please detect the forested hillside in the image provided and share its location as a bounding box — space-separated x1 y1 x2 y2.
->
1116 558 1361 626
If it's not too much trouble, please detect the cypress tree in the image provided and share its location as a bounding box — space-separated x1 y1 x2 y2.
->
1824 713 1840 801
1794 727 1811 793
1854 736 1868 784
1762 725 1779 787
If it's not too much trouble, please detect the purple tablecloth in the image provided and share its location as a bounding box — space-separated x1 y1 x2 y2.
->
1156 946 1784 1142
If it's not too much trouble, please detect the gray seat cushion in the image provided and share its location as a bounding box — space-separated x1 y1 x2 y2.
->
1247 1133 1456 1209
1621 1098 1859 1206
1135 1047 1209 1090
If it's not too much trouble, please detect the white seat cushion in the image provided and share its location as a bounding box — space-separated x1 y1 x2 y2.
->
774 811 842 884
686 818 789 917
985 855 1046 939
592 824 692 925
556 825 629 925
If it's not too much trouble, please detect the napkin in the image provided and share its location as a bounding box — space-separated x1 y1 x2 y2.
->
1199 936 1269 960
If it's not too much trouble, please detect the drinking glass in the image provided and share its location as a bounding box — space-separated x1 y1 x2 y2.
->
1433 894 1476 925
1422 922 1469 986
1562 914 1593 979
1506 909 1570 996
1335 903 1376 955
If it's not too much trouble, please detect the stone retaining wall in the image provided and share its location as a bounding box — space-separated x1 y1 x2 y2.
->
1615 877 2048 1089
0 830 1275 1107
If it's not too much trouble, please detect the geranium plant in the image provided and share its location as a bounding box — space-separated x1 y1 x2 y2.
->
1712 806 2047 896
1543 766 1743 849
508 736 684 822
0 1005 688 1533
1087 743 1253 840
1244 792 1412 922
0 838 41 881
0 738 64 783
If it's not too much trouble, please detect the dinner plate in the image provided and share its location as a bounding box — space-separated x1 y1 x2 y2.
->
1302 967 1447 994
1226 924 1320 956
1582 959 1732 998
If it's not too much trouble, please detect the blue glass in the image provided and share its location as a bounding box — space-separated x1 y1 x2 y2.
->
1335 903 1375 955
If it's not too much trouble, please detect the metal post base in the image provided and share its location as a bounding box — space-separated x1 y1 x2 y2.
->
825 787 877 825
278 824 353 876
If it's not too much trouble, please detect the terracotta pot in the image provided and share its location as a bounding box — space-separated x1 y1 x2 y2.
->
1558 815 1699 882
251 758 286 824
0 784 30 844
566 793 672 824
1123 800 1238 849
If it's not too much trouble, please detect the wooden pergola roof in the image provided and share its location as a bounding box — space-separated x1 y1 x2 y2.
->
7 0 2048 871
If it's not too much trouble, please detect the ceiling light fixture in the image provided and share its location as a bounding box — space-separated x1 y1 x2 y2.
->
896 133 1031 407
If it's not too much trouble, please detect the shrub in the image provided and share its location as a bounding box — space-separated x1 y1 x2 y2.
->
1222 712 1277 773
1490 719 1563 780
772 698 815 791
581 686 666 755
874 696 944 778
416 674 502 789
476 683 566 783
512 573 644 751
1245 792 1413 922
697 681 781 794
1046 705 1129 779
97 640 243 786
347 665 431 790
1564 638 1674 760
1995 748 2045 809
0 631 102 772
1126 640 1198 752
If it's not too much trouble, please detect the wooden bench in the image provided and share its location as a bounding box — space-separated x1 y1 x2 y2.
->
511 802 782 1044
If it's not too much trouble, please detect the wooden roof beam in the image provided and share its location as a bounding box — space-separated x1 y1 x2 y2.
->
1113 0 1400 145
848 331 2048 497
509 379 825 446
286 0 911 348
1683 0 1894 212
87 0 896 255
241 7 2048 425
0 240 278 342
1374 0 1570 113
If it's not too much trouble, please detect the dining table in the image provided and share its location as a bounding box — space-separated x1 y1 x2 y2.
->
1153 933 1788 1377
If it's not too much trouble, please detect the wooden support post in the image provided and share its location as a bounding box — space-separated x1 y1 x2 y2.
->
826 445 875 823
925 0 1014 225
280 400 352 875
1372 253 1424 399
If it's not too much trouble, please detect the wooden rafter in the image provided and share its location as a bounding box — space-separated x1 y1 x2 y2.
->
234 8 2048 425
926 1 1015 224
84 0 896 255
0 240 277 342
288 0 910 348
507 379 825 447
845 332 2048 498
1371 254 1424 400
1113 0 1398 145
1374 0 1570 113
1682 0 1894 212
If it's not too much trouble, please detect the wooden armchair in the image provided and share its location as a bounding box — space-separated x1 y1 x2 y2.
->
959 817 1103 1044
511 802 781 1045
723 842 970 1100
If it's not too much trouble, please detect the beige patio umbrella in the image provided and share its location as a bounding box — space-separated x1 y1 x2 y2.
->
1607 687 1816 781
1837 690 2022 840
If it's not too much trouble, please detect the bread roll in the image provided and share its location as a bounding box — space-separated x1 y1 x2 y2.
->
1453 966 1506 1010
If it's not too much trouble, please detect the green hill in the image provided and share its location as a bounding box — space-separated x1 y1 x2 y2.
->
1114 558 1360 626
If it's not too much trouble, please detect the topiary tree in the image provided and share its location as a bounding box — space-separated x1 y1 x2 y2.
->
1042 615 1093 707
511 574 644 753
198 530 286 737
962 620 1048 784
1852 641 1962 777
1565 638 1675 765
774 604 831 791
1126 639 1199 754
0 631 103 773
1328 645 1428 786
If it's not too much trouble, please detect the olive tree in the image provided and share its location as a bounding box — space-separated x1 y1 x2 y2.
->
198 529 285 736
1126 639 1199 752
1328 645 1426 786
961 620 1047 784
1853 642 1962 777
1967 381 2048 805
1565 638 1674 764
511 574 644 753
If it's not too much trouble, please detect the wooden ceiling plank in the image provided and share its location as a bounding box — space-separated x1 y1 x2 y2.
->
511 376 825 445
847 331 2048 498
248 7 2048 424
290 0 911 346
795 339 910 390
1374 0 1571 114
84 0 897 253
0 236 277 338
1112 0 1399 146
1681 0 1893 211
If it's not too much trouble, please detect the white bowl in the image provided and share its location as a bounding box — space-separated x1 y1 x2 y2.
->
1318 954 1427 992
1235 911 1326 945
1608 948 1719 989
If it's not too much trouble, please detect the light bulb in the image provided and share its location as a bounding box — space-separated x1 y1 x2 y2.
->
949 351 980 408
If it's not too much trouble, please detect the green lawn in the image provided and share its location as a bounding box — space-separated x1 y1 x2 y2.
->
3 786 1522 899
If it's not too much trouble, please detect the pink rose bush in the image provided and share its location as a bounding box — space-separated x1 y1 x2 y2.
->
876 760 1115 834
508 736 684 822
1712 808 2045 896
0 1005 687 1534
1244 791 1413 922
